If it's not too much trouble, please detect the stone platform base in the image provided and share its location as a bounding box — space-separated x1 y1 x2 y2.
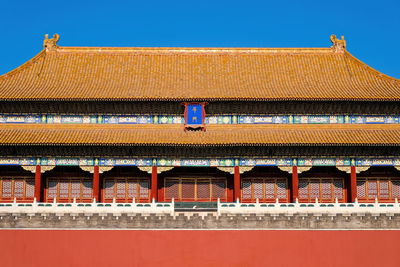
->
1 212 400 229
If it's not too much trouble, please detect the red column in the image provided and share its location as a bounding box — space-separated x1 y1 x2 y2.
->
350 166 357 202
151 166 158 202
93 165 100 202
34 165 41 202
291 166 299 203
234 166 240 202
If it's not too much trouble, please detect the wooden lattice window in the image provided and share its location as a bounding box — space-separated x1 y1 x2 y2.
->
45 178 93 202
0 178 35 201
357 178 400 202
298 178 345 203
164 178 227 201
103 178 149 202
241 178 289 203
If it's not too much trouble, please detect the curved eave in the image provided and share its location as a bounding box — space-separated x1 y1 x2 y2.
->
3 96 400 102
1 124 400 146
0 49 46 80
3 143 400 147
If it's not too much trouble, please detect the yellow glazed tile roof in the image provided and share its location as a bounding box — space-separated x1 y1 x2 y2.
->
0 35 399 101
1 124 400 146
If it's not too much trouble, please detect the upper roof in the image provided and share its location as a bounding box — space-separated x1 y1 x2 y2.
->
0 34 399 101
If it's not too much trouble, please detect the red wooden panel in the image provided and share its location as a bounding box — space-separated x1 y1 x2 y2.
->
82 181 92 198
333 179 343 199
298 180 308 200
14 180 24 198
392 180 400 198
357 180 366 198
1 180 12 198
181 180 195 200
380 180 390 199
197 181 210 199
26 179 35 198
264 179 275 199
253 179 264 199
139 181 149 199
116 180 126 199
47 181 58 198
104 180 114 199
368 180 378 199
276 180 287 199
127 181 137 199
309 180 320 200
165 180 179 200
59 181 69 199
242 180 252 200
321 180 331 200
70 181 81 199
211 180 226 199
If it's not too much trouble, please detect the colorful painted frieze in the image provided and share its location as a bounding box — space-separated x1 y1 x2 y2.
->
1 157 400 167
1 114 400 125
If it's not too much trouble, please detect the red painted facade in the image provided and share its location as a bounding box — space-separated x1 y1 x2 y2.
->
2 165 400 203
0 230 399 267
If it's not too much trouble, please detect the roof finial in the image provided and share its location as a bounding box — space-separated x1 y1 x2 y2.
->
43 34 60 51
330 34 346 52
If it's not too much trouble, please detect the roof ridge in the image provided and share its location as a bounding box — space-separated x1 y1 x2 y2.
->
54 46 334 54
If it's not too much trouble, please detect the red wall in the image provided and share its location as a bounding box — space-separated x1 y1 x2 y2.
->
0 230 399 267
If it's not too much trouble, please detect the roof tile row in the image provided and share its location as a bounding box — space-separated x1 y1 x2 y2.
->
1 124 400 146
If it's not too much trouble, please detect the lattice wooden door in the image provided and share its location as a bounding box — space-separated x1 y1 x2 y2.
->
164 178 227 201
45 178 93 203
298 178 345 203
102 178 150 202
241 178 289 203
357 178 400 202
0 178 35 202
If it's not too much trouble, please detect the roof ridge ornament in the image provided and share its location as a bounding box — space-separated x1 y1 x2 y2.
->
330 34 346 52
43 34 60 51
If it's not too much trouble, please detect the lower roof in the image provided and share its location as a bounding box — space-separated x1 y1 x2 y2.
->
0 124 400 146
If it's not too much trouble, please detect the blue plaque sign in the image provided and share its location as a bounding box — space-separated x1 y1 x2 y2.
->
186 104 203 125
183 102 206 130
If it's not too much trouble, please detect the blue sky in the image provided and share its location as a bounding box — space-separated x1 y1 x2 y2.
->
1 0 399 78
